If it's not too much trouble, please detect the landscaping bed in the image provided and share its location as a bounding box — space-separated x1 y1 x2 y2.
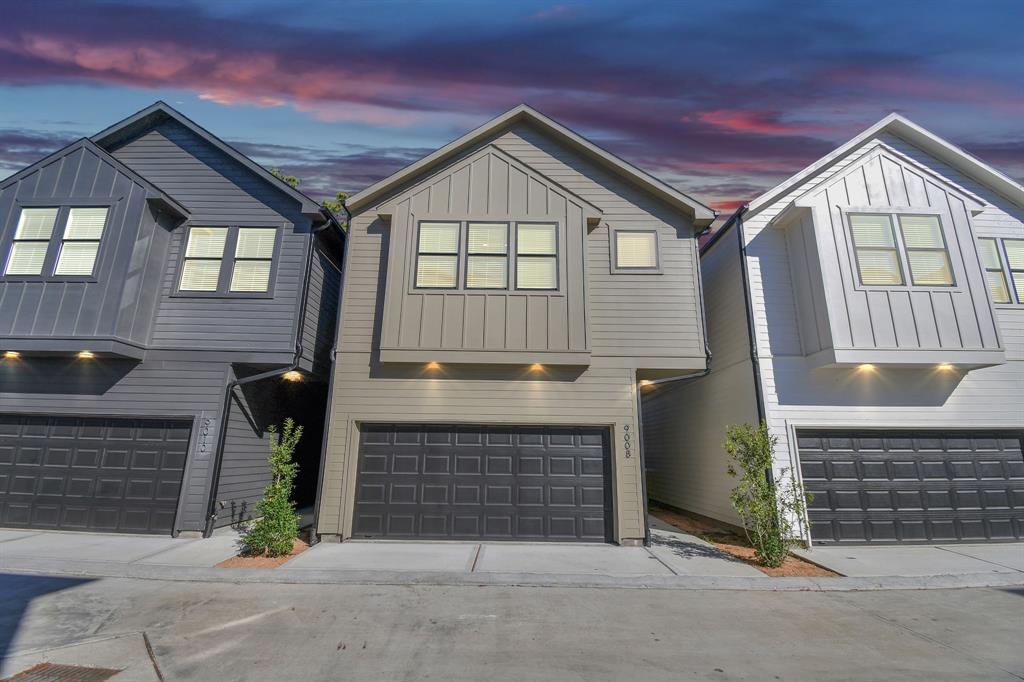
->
650 504 839 577
216 538 309 569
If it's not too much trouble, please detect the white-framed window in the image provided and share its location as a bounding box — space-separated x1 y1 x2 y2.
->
178 225 278 295
979 238 1012 304
415 222 460 288
4 207 59 276
847 212 955 288
897 215 954 286
230 228 277 292
612 229 660 272
465 222 508 289
515 222 558 290
1004 238 1024 304
54 207 108 276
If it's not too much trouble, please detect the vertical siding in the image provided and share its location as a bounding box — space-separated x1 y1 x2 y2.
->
377 146 589 357
641 227 758 526
321 122 707 542
300 243 342 373
741 134 1024 529
802 147 1000 353
109 120 310 353
0 144 157 345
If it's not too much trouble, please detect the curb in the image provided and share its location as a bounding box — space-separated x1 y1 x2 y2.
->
3 557 1023 591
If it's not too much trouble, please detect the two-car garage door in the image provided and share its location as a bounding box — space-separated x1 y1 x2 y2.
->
799 430 1024 544
0 415 190 534
352 424 613 541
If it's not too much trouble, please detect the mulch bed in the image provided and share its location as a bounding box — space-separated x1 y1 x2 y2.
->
650 504 839 577
216 538 309 569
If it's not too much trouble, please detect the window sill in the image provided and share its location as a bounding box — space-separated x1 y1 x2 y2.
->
170 291 274 300
2 276 99 284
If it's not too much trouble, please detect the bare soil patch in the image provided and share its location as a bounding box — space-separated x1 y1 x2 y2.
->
650 504 838 577
216 539 309 569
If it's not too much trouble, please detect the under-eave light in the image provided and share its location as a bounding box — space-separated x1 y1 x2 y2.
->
3 351 19 359
282 370 303 382
77 350 95 359
528 363 544 372
936 363 956 371
639 379 652 386
856 363 876 373
425 362 441 370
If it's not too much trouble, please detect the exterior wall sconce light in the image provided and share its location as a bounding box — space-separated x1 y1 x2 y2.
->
282 370 303 382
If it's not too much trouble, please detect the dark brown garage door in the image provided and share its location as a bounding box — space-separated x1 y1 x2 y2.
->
798 430 1024 544
353 424 612 541
0 415 191 534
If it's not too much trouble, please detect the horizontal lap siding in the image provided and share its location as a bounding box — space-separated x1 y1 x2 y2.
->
110 121 307 353
641 229 758 526
321 122 712 542
215 387 270 528
301 246 341 373
742 136 1024 508
0 356 230 530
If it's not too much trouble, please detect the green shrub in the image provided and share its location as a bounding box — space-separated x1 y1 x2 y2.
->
241 418 303 557
724 421 809 568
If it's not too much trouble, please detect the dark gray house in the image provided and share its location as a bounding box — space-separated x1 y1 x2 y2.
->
0 102 343 537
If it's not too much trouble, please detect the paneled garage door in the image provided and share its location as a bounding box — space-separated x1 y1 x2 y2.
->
798 430 1024 544
352 424 612 541
0 415 191 534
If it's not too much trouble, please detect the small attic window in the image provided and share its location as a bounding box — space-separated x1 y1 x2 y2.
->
611 229 660 273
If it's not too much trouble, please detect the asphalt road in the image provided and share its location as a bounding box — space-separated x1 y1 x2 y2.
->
2 573 1022 681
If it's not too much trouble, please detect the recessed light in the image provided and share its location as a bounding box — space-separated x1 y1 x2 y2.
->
856 364 876 372
936 363 955 371
282 370 303 382
3 351 19 359
528 363 544 371
425 362 441 370
639 379 652 386
77 351 95 359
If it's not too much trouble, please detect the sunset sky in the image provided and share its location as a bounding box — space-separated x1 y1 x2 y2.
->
2 0 1023 212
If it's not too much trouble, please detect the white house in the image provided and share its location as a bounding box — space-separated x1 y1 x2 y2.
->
642 114 1024 544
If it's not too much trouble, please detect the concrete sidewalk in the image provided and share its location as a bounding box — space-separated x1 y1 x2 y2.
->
2 525 1023 591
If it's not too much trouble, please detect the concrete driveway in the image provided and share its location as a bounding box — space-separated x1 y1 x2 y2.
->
795 542 1024 578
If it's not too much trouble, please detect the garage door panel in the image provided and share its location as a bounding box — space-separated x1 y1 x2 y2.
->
0 415 190 534
353 424 612 541
800 429 1024 544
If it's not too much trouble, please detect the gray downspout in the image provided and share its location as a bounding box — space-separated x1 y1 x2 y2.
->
635 220 716 546
202 214 335 537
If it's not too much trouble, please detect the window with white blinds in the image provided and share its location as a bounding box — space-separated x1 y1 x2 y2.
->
230 228 276 292
4 207 58 275
849 214 904 285
55 207 108 275
415 222 459 288
180 227 228 291
516 223 557 289
466 222 508 289
1005 239 1024 304
898 215 954 286
978 238 1011 304
614 230 658 270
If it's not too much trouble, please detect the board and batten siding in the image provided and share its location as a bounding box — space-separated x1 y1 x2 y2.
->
742 133 1024 536
0 143 166 348
641 226 758 527
320 122 707 542
791 146 1000 357
109 120 312 354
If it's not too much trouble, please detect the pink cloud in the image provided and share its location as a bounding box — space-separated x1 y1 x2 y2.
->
692 109 832 136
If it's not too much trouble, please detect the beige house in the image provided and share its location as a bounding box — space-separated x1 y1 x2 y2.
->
314 105 715 544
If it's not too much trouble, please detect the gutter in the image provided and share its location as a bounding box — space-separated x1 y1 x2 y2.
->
634 221 715 546
202 210 339 537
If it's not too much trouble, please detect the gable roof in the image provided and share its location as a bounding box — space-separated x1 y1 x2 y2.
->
746 113 1024 219
346 104 717 225
0 137 189 220
91 101 324 218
